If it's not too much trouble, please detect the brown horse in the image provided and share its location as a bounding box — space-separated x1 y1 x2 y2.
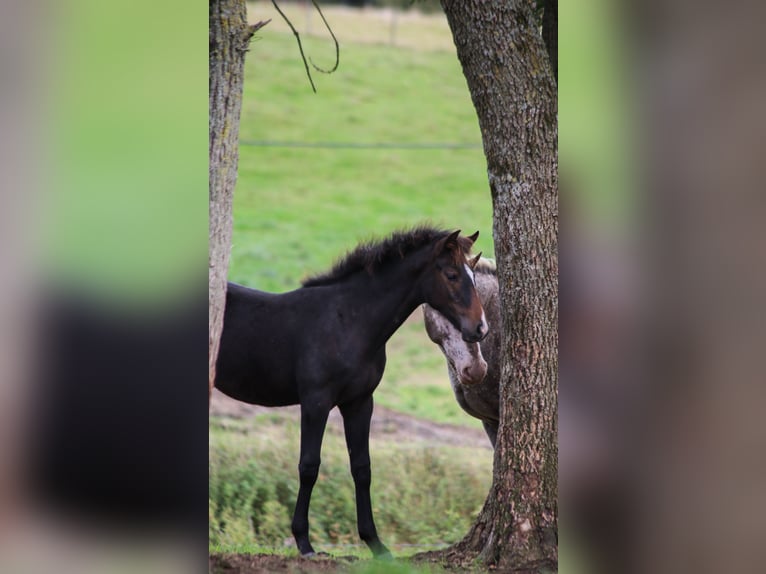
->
423 257 501 447
215 226 487 558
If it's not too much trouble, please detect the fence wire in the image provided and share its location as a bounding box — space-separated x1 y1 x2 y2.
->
240 140 483 150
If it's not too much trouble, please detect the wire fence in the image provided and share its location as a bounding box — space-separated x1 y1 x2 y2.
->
240 140 483 150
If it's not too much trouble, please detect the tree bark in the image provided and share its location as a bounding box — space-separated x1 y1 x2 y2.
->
440 1 558 571
209 1 265 401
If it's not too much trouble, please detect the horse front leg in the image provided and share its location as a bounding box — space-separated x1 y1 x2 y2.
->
340 395 392 559
291 402 330 556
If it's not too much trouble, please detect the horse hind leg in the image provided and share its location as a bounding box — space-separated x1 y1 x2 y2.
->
291 403 330 556
340 396 392 560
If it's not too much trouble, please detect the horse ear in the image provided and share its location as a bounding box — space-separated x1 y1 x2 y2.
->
469 252 482 269
445 229 461 251
434 229 461 256
467 230 479 245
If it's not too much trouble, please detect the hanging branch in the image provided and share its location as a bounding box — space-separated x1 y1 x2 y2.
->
308 0 339 74
271 0 316 92
271 0 340 92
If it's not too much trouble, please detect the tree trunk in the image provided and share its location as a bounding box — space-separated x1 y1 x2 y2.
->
440 1 558 571
209 1 265 400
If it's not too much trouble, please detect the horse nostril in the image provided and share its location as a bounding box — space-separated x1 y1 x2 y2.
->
474 322 488 342
461 364 486 385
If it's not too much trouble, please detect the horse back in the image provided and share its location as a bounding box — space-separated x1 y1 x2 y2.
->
215 282 302 406
216 282 389 408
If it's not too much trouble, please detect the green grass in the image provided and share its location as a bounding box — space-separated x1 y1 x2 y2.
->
210 422 492 552
247 1 455 53
231 29 493 294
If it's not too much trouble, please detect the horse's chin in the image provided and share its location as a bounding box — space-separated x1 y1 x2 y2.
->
459 367 488 385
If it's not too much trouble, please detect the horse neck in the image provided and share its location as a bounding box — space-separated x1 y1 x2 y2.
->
476 272 498 306
475 272 501 359
349 251 430 351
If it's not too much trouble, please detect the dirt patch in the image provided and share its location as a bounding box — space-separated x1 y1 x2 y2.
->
210 390 491 450
209 552 490 573
209 553 356 574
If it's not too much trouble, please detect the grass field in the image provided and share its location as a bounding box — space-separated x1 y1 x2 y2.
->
232 4 492 295
210 420 492 553
247 1 457 53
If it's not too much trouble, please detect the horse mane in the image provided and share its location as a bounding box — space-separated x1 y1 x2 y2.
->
302 225 474 288
474 257 497 276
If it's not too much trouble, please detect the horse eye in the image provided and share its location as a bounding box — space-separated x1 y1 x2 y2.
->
445 270 459 282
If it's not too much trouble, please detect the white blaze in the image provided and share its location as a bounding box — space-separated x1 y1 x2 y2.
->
464 263 476 286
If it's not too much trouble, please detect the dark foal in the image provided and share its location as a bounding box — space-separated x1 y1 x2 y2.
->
215 227 487 558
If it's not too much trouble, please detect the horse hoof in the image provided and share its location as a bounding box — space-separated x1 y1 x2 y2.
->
301 551 316 558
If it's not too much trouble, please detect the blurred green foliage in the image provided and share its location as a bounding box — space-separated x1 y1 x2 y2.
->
559 0 633 225
49 1 206 303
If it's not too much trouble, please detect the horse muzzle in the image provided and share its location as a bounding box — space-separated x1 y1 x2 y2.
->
458 358 488 385
461 316 488 343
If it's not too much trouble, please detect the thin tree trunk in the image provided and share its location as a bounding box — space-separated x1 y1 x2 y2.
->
209 0 266 401
440 1 558 570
